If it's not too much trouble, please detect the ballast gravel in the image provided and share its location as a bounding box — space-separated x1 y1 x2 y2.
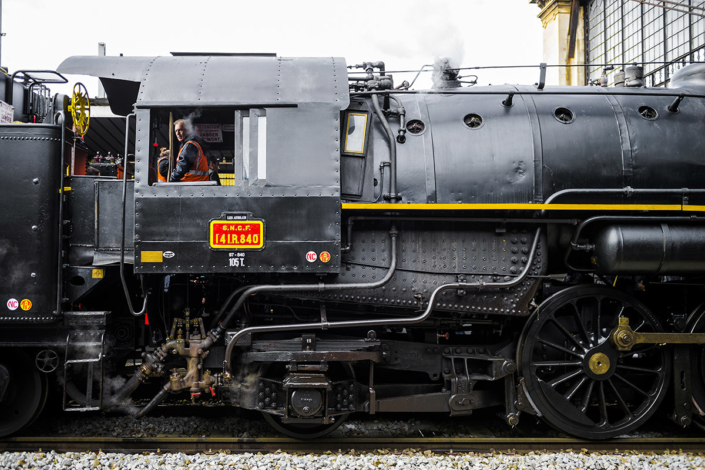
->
2 449 705 470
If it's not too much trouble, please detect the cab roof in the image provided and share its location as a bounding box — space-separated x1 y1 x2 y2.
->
57 55 349 115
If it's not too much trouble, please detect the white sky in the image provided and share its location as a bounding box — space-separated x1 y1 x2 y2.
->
3 0 544 97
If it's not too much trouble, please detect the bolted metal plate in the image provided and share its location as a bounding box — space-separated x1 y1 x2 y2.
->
295 222 546 316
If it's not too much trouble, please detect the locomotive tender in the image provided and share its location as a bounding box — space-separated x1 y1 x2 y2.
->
2 54 705 439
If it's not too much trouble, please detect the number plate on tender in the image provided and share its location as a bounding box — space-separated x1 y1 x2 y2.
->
209 220 264 249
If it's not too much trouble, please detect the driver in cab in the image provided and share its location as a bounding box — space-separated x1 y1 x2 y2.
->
158 119 209 182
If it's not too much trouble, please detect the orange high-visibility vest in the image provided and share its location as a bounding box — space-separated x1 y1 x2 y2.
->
178 140 209 182
157 156 168 182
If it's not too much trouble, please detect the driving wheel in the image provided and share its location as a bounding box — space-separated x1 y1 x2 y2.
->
519 285 670 439
688 304 705 431
0 350 49 437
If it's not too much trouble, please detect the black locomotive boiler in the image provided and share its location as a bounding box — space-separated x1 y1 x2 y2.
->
2 55 705 440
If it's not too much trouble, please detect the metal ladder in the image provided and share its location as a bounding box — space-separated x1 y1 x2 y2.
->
63 330 105 411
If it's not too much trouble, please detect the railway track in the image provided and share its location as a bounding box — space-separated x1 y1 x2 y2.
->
2 436 705 454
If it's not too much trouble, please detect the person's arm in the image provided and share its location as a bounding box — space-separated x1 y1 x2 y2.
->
158 158 169 180
169 143 197 182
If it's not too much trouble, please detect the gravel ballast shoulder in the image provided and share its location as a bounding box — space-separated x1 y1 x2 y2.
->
2 449 705 470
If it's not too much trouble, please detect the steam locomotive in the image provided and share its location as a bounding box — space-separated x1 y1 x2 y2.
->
2 54 705 440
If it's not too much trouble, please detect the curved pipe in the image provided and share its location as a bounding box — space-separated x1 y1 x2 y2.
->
216 226 399 340
209 284 252 330
541 187 705 217
370 95 399 201
342 215 576 254
387 95 406 143
120 113 149 316
223 227 542 373
544 187 705 206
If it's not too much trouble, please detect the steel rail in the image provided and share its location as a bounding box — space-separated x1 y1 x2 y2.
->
2 436 705 454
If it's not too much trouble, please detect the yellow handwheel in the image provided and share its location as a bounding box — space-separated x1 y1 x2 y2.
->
68 82 90 137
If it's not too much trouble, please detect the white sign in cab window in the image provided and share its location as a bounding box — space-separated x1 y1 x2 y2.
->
195 124 223 143
0 101 14 123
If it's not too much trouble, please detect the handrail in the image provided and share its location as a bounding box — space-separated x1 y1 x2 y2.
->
120 113 148 316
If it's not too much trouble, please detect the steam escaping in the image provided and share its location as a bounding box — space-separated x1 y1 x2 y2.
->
432 57 462 89
178 109 202 135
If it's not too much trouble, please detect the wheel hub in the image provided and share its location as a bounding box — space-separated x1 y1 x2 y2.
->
582 342 618 381
588 352 610 375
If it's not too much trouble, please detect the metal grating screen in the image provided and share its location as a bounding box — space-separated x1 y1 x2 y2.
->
586 0 705 87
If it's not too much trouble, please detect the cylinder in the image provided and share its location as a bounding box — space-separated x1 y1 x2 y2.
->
593 225 705 274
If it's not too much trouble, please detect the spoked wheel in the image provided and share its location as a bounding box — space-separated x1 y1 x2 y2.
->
0 350 49 437
260 362 353 439
519 285 671 439
687 305 705 430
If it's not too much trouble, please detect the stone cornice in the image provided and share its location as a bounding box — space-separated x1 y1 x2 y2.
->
537 0 573 28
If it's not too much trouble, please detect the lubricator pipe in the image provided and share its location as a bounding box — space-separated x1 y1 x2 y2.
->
120 113 149 316
223 227 542 373
54 111 65 316
370 95 399 201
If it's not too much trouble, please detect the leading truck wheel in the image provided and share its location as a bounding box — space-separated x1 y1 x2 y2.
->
260 362 353 439
0 350 49 437
519 286 670 439
262 410 348 439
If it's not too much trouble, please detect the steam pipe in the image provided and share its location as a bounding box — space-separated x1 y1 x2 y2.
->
408 64 433 89
120 113 149 316
216 226 399 343
370 95 399 201
541 187 705 215
351 90 705 99
387 95 406 143
341 215 576 254
544 187 705 205
209 285 252 330
136 385 171 419
55 111 65 316
223 228 543 373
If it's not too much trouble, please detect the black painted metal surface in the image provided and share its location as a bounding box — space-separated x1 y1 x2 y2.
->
359 84 705 205
593 224 705 274
0 124 62 321
298 222 547 316
57 56 349 109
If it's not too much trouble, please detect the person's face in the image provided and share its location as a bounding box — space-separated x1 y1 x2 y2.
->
175 123 187 142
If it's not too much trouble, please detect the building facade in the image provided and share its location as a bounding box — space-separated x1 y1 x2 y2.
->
532 0 705 86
